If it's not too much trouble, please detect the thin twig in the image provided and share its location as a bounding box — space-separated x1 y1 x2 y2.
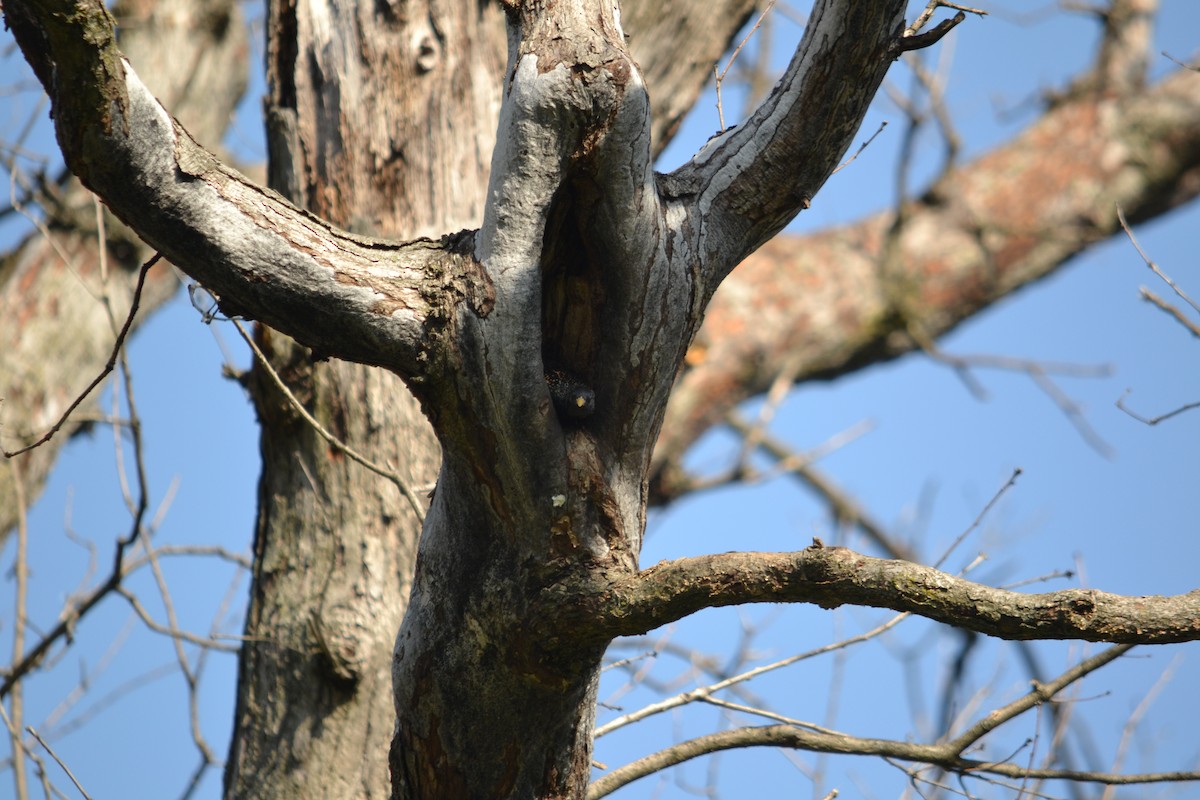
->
713 0 777 132
26 726 93 800
1116 391 1200 426
2 254 160 458
932 468 1020 570
42 658 177 741
695 695 830 732
1018 703 1043 800
724 415 916 561
910 326 1115 457
1162 51 1200 72
905 1 986 38
590 646 1144 800
596 613 908 737
832 120 888 174
1139 287 1200 338
713 65 725 133
732 348 809 471
948 644 1133 754
2 497 166 697
229 318 427 521
1117 205 1200 315
114 587 240 652
718 0 777 83
601 650 657 678
1001 569 1075 591
1100 653 1181 800
7 459 30 800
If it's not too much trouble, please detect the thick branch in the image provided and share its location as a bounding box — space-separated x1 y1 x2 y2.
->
663 0 908 293
2 0 468 382
557 544 1200 645
653 65 1200 488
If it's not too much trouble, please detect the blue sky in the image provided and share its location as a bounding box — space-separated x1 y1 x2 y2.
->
3 2 1199 798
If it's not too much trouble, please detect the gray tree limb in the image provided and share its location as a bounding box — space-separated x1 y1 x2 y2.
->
543 544 1200 646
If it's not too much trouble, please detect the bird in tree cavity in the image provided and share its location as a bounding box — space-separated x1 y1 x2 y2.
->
544 367 595 421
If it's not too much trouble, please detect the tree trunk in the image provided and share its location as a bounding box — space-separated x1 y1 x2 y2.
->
7 1 1200 798
223 2 505 798
222 2 770 796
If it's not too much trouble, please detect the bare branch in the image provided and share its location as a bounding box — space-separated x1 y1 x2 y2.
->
2 0 465 382
1113 206 1200 425
895 11 966 55
904 1 985 38
722 416 917 561
949 643 1131 753
1101 652 1181 800
653 65 1200 486
2 255 159 458
1117 391 1200 425
1139 287 1200 338
1 514 198 698
714 0 778 131
833 120 889 175
931 468 1020 570
552 544 1200 646
5 459 30 799
1117 205 1200 316
590 718 1200 798
25 726 93 800
665 0 910 291
230 319 427 522
595 612 908 737
1163 51 1200 72
113 587 239 653
589 642 1197 799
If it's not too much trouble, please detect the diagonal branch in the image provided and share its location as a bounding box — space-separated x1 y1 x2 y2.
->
1 0 472 385
652 64 1200 490
546 543 1200 646
663 0 911 293
895 11 967 54
4 255 158 458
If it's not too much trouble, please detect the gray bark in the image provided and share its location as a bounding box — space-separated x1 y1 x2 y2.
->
223 0 502 796
3 0 1200 798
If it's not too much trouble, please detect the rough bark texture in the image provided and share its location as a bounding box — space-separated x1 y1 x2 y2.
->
387 2 909 796
3 1 1200 799
549 545 1200 646
223 2 505 798
226 2 773 796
